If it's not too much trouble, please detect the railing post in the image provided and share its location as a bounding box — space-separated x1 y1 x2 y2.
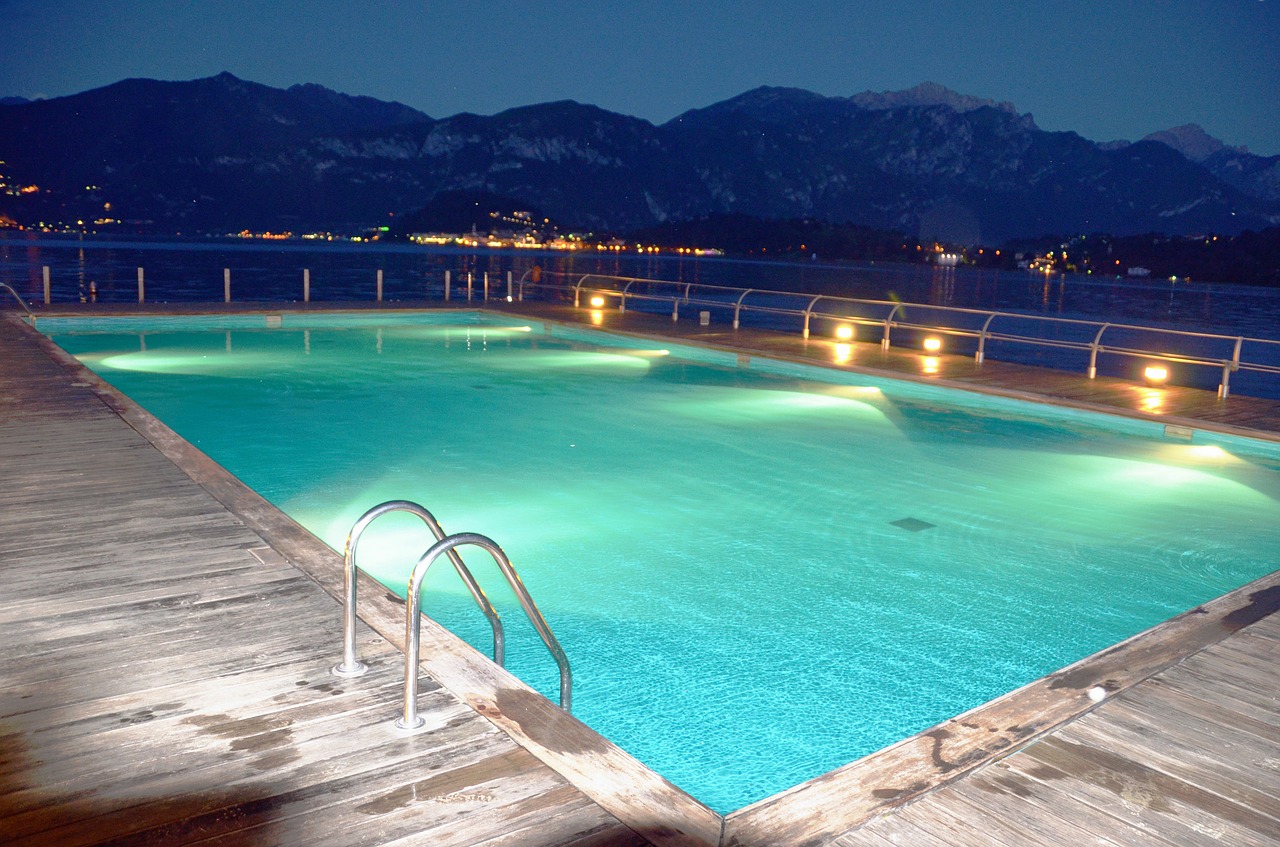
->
224 268 231 303
507 270 513 301
43 266 51 304
1220 337 1244 398
1088 324 1110 379
376 269 384 302
137 267 145 303
802 295 823 340
444 270 451 301
483 271 489 301
882 304 903 350
467 272 473 302
304 268 311 303
733 289 753 329
976 313 997 363
672 297 679 321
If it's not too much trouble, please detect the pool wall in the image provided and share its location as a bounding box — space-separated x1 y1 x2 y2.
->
21 307 1280 847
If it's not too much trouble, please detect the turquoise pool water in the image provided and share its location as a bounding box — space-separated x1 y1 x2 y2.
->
44 311 1280 813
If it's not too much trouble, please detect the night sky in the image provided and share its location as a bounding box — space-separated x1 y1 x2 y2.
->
3 0 1278 155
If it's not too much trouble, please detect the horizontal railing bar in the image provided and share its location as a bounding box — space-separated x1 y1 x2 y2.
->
574 273 1258 344
552 273 1280 398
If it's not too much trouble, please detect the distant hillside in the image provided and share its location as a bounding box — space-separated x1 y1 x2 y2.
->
1 73 1277 240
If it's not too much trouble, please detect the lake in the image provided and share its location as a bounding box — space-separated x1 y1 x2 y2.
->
3 233 1279 396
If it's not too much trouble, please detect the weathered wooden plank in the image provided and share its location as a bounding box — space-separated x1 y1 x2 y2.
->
1060 712 1280 814
187 763 590 847
830 811 960 847
4 714 528 847
1154 660 1280 719
0 656 417 802
1014 736 1280 847
1107 682 1280 748
0 633 392 750
880 788 1070 847
942 771 1136 847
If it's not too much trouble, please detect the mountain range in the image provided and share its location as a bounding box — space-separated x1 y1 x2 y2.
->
1 73 1278 243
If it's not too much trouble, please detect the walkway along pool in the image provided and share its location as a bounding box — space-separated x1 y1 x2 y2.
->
41 311 1280 814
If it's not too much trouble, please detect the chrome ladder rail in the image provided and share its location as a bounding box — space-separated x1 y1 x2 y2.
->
0 283 37 323
333 500 504 677
398 531 571 729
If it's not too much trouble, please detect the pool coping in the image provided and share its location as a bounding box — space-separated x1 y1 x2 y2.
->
18 307 1280 847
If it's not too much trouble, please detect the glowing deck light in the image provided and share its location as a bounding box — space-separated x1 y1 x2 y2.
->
834 324 854 341
922 336 943 353
1144 365 1169 385
589 295 606 308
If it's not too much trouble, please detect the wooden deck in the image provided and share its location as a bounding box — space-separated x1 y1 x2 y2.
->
4 301 1280 846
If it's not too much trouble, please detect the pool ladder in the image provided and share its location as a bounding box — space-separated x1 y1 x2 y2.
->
0 283 37 324
332 500 571 730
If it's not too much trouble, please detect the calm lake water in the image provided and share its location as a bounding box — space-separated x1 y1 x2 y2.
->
3 233 1279 396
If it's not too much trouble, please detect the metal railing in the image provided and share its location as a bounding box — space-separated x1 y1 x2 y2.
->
512 271 1280 400
23 261 1280 398
0 283 37 323
333 500 504 678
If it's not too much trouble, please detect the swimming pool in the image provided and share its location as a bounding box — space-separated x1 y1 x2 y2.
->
43 311 1280 813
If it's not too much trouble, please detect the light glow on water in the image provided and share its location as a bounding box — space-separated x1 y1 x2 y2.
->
485 349 656 372
92 350 278 375
46 312 1280 814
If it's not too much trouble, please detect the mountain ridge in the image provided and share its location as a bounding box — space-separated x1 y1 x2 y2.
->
1 73 1276 240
